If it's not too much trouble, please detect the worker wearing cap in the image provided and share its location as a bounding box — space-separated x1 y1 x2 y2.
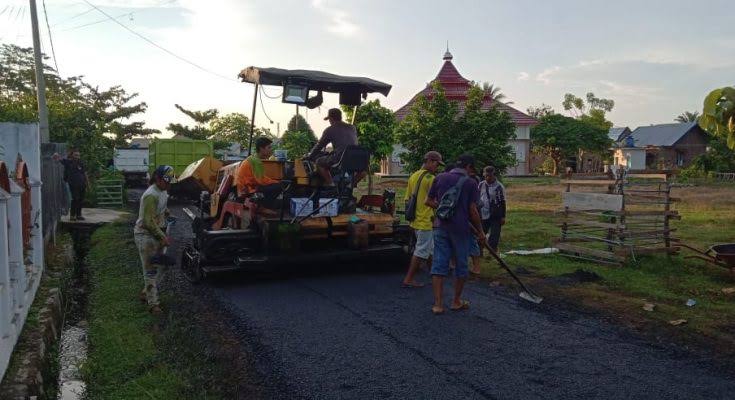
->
401 151 444 288
134 165 174 314
305 108 358 186
425 154 485 315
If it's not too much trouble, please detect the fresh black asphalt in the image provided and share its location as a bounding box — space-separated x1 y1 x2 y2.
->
167 203 735 400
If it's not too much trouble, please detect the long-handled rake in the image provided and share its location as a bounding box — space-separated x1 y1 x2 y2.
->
471 226 543 304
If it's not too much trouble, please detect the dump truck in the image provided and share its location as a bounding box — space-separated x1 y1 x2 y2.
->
179 66 410 282
148 138 213 176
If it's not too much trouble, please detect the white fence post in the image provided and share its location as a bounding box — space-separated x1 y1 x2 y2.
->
0 189 11 339
7 180 26 314
30 180 44 276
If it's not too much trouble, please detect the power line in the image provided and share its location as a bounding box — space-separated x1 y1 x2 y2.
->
42 0 60 74
60 12 131 32
82 0 236 82
0 5 10 17
51 7 95 27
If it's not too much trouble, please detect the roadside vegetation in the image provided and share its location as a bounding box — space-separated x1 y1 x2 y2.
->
83 220 228 399
493 177 735 348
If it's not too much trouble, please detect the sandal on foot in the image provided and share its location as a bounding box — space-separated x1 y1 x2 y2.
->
450 300 470 311
431 306 445 315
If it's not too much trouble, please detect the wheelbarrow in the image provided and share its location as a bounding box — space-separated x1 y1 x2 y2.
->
680 243 735 278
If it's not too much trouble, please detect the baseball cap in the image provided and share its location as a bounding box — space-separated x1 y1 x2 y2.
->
424 151 445 166
455 153 476 168
323 108 342 120
153 165 176 183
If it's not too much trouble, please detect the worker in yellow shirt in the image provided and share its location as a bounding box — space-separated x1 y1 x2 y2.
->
235 137 281 208
401 151 444 288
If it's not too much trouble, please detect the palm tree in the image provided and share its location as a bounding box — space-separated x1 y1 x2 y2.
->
675 111 700 123
481 82 513 105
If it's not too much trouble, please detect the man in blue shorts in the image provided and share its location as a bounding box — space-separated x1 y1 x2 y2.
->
426 154 485 314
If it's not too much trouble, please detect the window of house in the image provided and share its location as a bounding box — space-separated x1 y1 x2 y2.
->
676 151 685 167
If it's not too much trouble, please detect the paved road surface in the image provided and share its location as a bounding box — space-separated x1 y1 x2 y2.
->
169 204 735 400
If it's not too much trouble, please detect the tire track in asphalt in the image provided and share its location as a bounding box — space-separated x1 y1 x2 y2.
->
297 281 499 400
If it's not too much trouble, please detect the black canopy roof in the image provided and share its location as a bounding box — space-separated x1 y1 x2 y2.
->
238 66 392 97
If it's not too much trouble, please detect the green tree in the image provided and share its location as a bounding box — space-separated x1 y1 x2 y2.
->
167 106 271 154
279 114 317 159
209 112 272 148
286 114 315 137
480 82 512 105
530 114 610 175
690 135 735 173
342 100 396 193
675 111 700 123
166 104 218 140
526 104 555 119
563 92 614 118
0 44 157 175
395 82 516 173
699 86 735 149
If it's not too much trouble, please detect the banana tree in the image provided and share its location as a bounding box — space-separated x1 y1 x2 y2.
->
700 86 735 149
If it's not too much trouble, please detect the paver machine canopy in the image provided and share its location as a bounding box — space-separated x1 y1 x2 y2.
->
238 66 392 151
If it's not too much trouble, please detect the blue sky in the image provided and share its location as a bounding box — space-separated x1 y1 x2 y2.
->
2 0 734 136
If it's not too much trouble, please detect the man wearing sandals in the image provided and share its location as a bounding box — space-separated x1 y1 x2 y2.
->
425 154 485 314
401 151 444 288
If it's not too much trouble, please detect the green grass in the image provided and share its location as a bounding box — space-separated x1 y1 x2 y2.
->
478 183 735 344
83 221 227 400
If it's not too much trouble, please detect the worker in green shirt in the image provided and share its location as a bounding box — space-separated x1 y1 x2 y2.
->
134 165 175 314
401 151 444 288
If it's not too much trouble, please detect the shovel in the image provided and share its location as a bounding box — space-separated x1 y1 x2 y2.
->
471 226 543 304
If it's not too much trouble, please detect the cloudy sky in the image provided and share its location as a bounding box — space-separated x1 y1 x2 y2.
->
1 0 734 136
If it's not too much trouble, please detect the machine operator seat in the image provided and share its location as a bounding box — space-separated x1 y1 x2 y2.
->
332 145 370 212
334 145 370 174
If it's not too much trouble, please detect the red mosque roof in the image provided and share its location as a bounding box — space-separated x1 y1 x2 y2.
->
395 51 537 126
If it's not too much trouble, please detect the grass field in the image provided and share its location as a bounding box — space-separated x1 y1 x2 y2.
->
364 174 735 348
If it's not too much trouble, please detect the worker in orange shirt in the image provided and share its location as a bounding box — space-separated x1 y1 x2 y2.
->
235 137 282 208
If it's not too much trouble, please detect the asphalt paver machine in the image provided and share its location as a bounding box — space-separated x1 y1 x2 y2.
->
180 66 411 282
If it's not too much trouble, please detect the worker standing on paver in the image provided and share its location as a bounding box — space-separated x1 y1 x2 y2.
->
401 151 444 288
134 165 175 314
426 154 485 314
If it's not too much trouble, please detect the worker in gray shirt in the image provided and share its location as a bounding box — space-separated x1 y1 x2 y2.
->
306 108 359 186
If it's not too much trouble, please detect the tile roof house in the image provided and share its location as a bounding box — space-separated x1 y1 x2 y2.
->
628 122 708 169
381 50 538 176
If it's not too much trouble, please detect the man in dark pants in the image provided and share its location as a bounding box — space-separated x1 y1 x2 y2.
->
478 166 506 251
53 149 88 221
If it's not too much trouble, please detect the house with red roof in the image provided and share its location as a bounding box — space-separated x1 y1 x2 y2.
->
382 50 538 175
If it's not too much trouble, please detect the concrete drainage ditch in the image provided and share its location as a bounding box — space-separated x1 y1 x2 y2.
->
56 228 92 400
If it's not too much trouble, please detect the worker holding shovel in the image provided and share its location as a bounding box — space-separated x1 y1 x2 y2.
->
134 165 175 314
426 154 485 315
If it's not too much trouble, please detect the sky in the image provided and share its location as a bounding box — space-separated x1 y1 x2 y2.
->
1 0 734 138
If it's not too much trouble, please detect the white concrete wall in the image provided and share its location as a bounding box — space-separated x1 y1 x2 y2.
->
614 148 646 170
0 123 42 180
507 139 530 175
0 123 44 382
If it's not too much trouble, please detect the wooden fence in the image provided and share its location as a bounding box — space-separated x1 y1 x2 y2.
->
555 171 679 265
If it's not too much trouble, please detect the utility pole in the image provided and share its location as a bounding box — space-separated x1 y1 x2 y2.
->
29 0 50 143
